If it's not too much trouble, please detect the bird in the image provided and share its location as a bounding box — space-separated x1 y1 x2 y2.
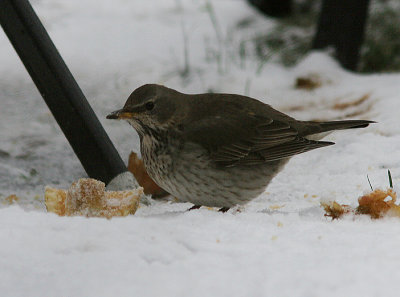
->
107 84 373 212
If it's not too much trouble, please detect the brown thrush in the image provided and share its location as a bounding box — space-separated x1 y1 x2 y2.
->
107 84 373 210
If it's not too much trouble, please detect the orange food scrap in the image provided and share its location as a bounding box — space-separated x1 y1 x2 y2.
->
321 201 352 220
128 151 169 198
5 194 19 204
295 74 322 90
356 189 398 219
332 93 370 110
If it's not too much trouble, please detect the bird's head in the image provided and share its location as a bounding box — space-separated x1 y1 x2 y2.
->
107 84 182 135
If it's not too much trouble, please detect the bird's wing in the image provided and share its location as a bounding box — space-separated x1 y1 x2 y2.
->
183 112 334 167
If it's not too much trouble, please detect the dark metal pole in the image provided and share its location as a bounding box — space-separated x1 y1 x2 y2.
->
247 0 292 17
0 0 127 184
313 0 370 71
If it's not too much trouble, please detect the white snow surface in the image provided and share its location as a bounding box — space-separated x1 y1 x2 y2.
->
1 0 400 296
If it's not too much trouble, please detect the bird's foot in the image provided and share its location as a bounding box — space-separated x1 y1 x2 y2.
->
188 205 202 211
218 207 230 213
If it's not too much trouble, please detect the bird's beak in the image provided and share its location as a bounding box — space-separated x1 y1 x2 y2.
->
106 109 134 120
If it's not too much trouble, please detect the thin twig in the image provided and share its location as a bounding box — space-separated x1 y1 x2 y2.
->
388 170 393 188
367 174 373 191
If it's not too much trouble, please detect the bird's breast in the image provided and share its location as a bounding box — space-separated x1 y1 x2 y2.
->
140 133 174 183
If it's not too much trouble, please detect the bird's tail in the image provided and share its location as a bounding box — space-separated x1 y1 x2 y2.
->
301 120 375 136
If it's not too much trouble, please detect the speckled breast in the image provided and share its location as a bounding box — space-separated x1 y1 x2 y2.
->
141 135 289 208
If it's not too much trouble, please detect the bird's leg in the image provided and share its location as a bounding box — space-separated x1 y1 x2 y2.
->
218 207 230 213
188 205 202 211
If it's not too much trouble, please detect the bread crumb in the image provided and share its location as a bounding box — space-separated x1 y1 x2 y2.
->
5 194 19 204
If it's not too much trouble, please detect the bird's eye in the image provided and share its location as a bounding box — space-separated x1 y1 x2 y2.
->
145 101 154 111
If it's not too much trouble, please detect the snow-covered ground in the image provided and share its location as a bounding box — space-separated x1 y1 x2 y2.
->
1 0 400 296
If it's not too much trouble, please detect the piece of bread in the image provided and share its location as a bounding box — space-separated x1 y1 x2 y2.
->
45 178 143 218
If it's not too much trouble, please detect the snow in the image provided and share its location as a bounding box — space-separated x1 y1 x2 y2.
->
1 0 400 296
